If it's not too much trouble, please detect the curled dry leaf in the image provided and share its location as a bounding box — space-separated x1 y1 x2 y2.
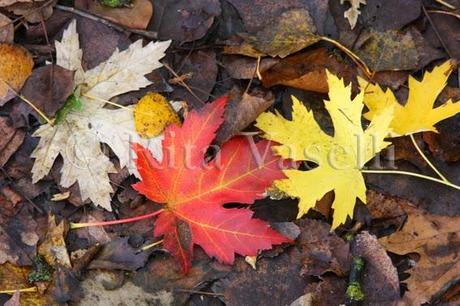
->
75 0 153 30
0 44 33 106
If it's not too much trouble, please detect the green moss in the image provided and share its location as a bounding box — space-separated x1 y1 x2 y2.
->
353 256 365 270
99 0 132 8
346 281 365 301
28 255 52 283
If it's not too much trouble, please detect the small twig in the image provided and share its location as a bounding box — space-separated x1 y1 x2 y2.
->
174 289 225 297
163 63 206 106
434 0 456 9
422 2 453 58
140 240 163 251
55 5 158 40
427 9 460 19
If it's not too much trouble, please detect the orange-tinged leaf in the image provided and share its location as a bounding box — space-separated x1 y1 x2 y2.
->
132 97 290 272
0 44 33 106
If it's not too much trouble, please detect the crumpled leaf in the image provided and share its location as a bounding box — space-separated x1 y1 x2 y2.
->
244 8 320 58
133 97 290 273
361 60 460 136
31 20 171 210
340 0 366 29
0 44 33 106
134 92 180 138
256 71 393 228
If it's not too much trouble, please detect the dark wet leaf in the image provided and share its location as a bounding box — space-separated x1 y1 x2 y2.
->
88 237 150 271
20 65 75 120
157 0 221 43
214 86 274 145
0 117 25 167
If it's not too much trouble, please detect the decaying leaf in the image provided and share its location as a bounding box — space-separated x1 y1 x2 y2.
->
133 97 289 272
20 65 75 119
0 44 33 106
0 117 25 167
31 20 172 210
0 263 52 305
214 87 274 145
0 13 13 43
75 0 153 30
256 71 393 228
379 195 460 305
38 216 71 268
340 0 366 29
361 60 460 136
134 92 181 138
244 8 320 58
261 48 356 93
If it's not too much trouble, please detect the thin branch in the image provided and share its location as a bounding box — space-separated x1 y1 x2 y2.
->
55 5 158 40
163 63 206 106
434 0 456 9
421 2 453 58
427 9 460 19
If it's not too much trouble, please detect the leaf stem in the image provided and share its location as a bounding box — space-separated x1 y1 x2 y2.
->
82 93 134 111
320 36 373 79
70 209 164 229
0 79 53 125
140 239 163 251
0 287 38 294
362 169 460 190
409 134 449 182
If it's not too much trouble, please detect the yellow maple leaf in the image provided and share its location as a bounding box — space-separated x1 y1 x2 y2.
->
134 92 181 138
360 60 460 137
256 71 393 228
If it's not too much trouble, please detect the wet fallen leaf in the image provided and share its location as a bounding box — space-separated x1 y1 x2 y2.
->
157 0 221 42
4 291 20 306
0 117 25 167
352 232 400 305
0 44 33 106
360 0 420 31
379 196 460 304
361 60 460 136
133 97 289 272
88 237 150 271
20 65 75 119
0 13 13 43
31 20 171 210
0 207 39 266
222 55 278 79
38 215 71 268
214 86 274 145
257 71 393 228
171 50 218 109
244 9 320 58
261 48 356 93
75 0 153 30
134 92 180 138
0 263 52 305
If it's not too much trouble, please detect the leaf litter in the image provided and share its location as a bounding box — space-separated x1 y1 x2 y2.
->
0 0 460 305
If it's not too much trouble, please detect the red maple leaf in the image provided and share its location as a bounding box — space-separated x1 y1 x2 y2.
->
132 97 290 272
